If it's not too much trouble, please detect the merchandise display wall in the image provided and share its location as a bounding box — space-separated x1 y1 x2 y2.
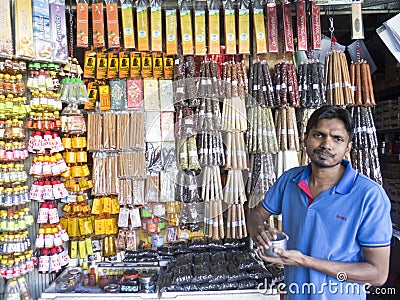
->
0 0 399 299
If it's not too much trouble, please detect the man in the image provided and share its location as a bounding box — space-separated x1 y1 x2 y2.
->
248 106 392 299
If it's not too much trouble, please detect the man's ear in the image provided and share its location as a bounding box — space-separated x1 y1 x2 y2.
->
346 141 353 154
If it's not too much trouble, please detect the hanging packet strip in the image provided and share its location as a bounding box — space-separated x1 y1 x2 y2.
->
121 0 135 48
0 0 13 58
137 0 149 51
238 0 250 54
283 1 294 52
76 0 89 48
96 52 107 79
180 9 194 55
296 0 307 51
151 0 162 52
106 0 120 48
127 78 143 110
152 52 163 78
208 8 220 55
49 0 68 63
110 79 127 110
224 2 236 55
84 50 96 78
141 52 153 77
130 52 141 78
165 9 178 55
32 0 52 61
311 1 321 50
107 51 119 78
253 4 267 54
351 3 364 40
195 4 206 56
266 1 278 53
92 0 105 48
119 51 130 78
163 55 174 79
14 0 34 59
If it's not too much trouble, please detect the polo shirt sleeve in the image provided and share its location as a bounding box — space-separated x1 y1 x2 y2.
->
261 171 291 215
357 185 392 247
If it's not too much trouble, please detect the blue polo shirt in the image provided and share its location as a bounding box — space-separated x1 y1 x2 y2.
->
262 159 392 300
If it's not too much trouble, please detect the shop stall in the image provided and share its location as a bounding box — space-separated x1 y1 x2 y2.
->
0 0 399 299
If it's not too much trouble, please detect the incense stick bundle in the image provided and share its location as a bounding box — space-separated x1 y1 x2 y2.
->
87 113 102 150
118 152 146 178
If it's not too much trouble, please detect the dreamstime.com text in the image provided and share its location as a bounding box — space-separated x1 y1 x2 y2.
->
257 280 397 296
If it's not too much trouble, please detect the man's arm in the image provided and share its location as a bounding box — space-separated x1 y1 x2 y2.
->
260 246 390 286
247 203 278 249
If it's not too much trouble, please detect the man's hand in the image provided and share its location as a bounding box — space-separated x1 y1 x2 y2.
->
258 248 305 266
251 222 282 249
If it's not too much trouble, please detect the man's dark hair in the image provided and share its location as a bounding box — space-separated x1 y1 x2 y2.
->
306 106 354 142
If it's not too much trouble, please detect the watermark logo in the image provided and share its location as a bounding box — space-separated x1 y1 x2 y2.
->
336 271 348 282
257 278 397 296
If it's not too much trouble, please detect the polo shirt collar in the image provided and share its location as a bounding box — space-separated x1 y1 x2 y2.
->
292 159 357 195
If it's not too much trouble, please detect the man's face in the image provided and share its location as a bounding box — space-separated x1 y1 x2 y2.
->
305 118 352 168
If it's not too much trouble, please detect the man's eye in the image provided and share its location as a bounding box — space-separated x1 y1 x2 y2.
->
313 133 322 138
335 137 344 142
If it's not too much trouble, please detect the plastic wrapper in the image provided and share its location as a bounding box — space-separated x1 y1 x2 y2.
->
208 239 226 250
247 266 272 279
172 264 193 285
220 281 239 290
0 0 13 57
49 0 68 63
227 264 249 282
183 283 199 292
189 237 208 250
195 282 218 292
192 264 213 284
175 253 194 265
237 252 260 270
209 264 229 283
238 279 258 290
224 238 247 249
32 0 52 61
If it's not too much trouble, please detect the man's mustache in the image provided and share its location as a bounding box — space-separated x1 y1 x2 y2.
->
314 148 335 158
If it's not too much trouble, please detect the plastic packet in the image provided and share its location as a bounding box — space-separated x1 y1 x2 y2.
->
172 264 193 285
189 237 208 250
175 253 194 265
183 283 199 292
227 264 249 282
247 267 272 280
224 238 248 249
208 239 226 250
210 252 226 265
193 252 210 265
238 279 258 290
199 282 219 292
209 264 229 283
237 252 259 270
220 281 239 290
192 264 212 284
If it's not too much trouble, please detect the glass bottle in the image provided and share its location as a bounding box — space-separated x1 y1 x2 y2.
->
17 276 33 300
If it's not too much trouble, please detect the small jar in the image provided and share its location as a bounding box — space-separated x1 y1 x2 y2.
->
104 283 120 293
120 270 139 293
139 272 155 293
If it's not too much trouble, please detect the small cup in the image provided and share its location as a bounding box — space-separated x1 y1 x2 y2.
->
263 233 287 258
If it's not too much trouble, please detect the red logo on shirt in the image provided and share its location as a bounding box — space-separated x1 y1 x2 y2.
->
336 215 347 221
